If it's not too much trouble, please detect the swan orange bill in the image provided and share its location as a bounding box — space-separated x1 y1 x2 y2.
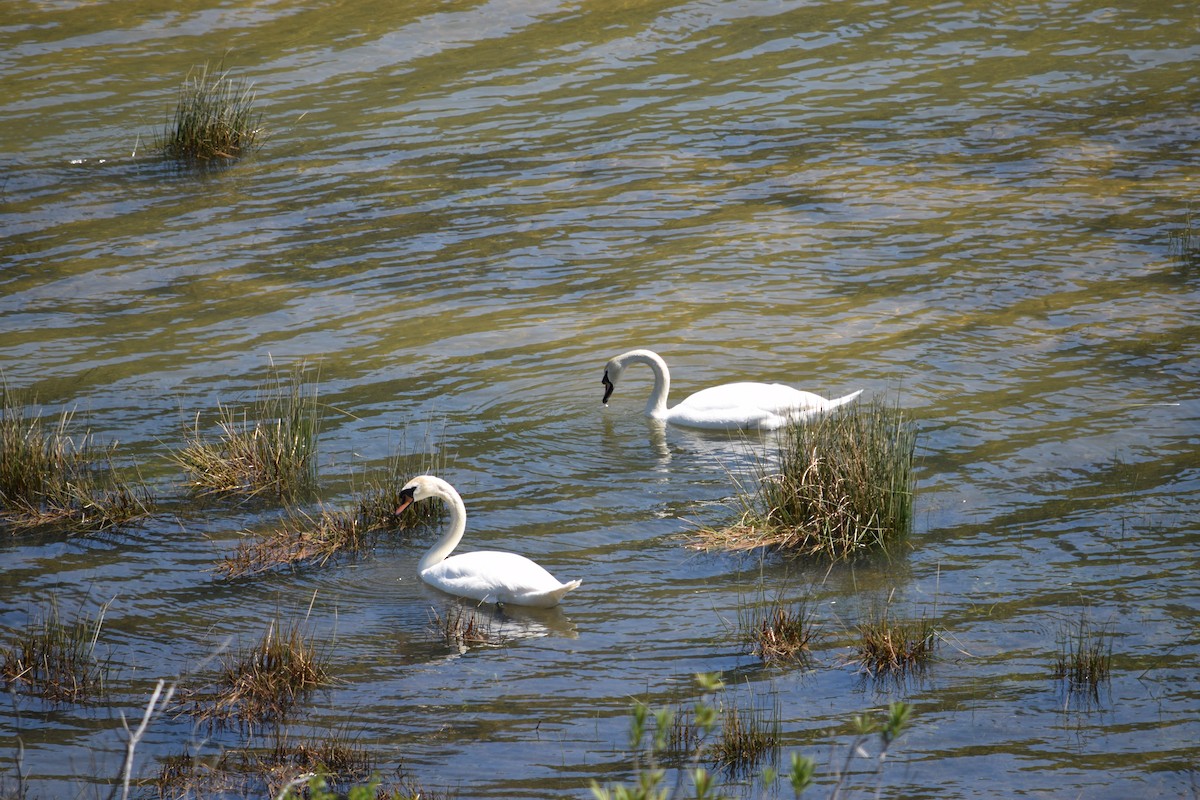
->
395 485 416 515
602 370 615 405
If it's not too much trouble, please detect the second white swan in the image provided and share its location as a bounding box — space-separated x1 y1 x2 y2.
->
395 475 581 609
601 348 862 431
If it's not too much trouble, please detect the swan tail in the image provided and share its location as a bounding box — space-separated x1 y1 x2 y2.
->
825 389 864 411
784 389 864 426
548 579 582 604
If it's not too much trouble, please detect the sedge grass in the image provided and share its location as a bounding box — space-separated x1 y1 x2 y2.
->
707 693 781 777
0 389 152 532
1168 206 1199 271
180 619 331 729
742 597 819 665
856 606 937 678
693 397 916 560
173 365 320 501
0 599 110 704
158 63 262 163
155 729 399 800
1053 615 1112 699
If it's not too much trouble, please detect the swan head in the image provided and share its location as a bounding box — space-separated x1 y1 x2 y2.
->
395 475 448 514
601 359 623 405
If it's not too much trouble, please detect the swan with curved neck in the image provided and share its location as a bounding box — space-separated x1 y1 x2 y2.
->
601 348 862 431
395 475 580 608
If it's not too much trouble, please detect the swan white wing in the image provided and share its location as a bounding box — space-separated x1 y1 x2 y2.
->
668 382 844 430
422 550 578 607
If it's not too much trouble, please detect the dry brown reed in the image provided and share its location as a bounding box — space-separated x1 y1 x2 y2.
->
216 448 443 578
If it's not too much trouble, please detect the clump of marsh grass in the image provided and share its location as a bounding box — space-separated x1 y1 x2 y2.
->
217 506 366 578
741 597 820 665
216 448 444 578
155 729 431 800
855 606 937 678
1053 614 1112 700
707 692 781 777
179 619 331 728
0 388 153 532
1168 206 1200 271
157 63 262 163
693 397 916 560
0 599 111 704
173 365 320 501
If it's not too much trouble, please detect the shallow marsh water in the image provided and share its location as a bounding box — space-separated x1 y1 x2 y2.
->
1 0 1198 797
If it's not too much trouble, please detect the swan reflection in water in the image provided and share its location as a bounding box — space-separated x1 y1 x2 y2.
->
425 596 578 656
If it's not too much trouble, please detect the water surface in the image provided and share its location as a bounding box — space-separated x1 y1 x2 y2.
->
1 0 1198 797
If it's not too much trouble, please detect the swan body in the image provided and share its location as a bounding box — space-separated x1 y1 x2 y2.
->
395 475 581 608
601 348 862 431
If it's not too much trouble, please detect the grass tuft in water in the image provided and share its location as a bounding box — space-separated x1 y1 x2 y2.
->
856 606 937 677
0 388 153 532
1053 615 1112 698
156 729 442 800
180 618 331 729
1168 206 1200 271
740 596 819 665
707 693 781 777
173 364 320 501
693 397 916 560
215 446 443 578
0 599 110 704
157 62 262 163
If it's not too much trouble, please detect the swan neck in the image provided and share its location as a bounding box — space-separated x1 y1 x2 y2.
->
419 486 466 574
636 351 671 417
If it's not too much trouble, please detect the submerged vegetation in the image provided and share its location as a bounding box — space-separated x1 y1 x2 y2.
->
0 599 111 704
173 364 321 500
693 398 916 560
428 603 507 652
157 63 263 163
0 388 152 532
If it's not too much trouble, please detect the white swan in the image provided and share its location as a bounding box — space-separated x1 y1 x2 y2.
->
601 348 862 431
395 475 581 609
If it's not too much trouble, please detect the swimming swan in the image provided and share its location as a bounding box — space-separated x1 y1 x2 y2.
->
601 348 862 431
395 475 581 608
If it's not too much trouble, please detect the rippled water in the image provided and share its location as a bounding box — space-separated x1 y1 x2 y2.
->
2 0 1199 797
